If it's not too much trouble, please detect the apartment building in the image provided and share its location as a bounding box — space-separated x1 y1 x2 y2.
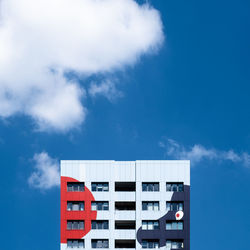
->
61 160 190 249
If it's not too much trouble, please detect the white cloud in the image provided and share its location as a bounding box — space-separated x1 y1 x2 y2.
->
0 0 164 132
159 138 250 167
28 152 60 190
89 79 123 102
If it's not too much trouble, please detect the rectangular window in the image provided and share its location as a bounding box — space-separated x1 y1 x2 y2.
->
115 182 136 191
67 201 85 211
166 202 184 211
141 240 159 248
142 182 159 192
115 202 136 211
91 239 109 248
142 201 159 211
166 221 183 230
166 183 184 192
115 240 136 248
91 220 109 230
67 239 85 248
91 182 109 192
115 221 136 230
142 221 159 230
91 201 109 211
67 182 85 192
166 240 184 249
67 221 84 230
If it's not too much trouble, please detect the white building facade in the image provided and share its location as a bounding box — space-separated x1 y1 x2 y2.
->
61 160 190 250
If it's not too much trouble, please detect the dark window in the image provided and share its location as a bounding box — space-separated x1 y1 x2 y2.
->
67 201 84 211
115 182 136 192
115 240 136 248
91 201 109 211
115 202 136 211
91 183 109 192
166 182 184 192
91 239 109 248
142 240 159 248
91 220 109 230
142 221 159 230
67 239 85 248
166 221 183 230
166 202 184 211
142 183 159 192
115 221 136 229
67 221 84 230
67 182 85 192
142 201 159 211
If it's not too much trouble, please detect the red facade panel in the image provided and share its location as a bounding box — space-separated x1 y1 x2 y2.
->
61 177 97 244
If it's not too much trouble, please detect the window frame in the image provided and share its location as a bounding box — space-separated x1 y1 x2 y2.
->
91 220 109 230
142 182 160 192
166 221 184 230
142 201 160 211
166 240 184 249
67 220 85 230
142 220 160 230
67 182 85 192
91 182 109 192
67 201 85 211
166 201 184 211
91 239 109 248
67 239 85 248
166 182 184 192
141 240 159 249
91 201 109 211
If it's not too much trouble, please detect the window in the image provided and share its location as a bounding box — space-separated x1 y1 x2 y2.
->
166 221 183 230
67 182 85 192
91 201 109 211
67 221 84 230
115 221 136 230
67 239 85 248
67 201 84 211
115 182 136 191
142 221 159 230
166 202 184 211
142 201 159 211
166 240 184 249
141 240 159 248
91 220 109 230
115 202 135 211
91 239 109 248
91 182 109 192
142 183 159 192
166 183 184 192
115 240 135 248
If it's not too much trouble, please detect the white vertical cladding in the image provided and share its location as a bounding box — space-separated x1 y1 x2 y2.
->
114 211 136 220
114 161 135 181
61 160 87 181
113 230 136 239
86 161 115 249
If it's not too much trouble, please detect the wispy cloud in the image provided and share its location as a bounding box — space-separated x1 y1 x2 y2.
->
28 152 60 190
88 79 123 102
159 138 250 167
0 0 163 132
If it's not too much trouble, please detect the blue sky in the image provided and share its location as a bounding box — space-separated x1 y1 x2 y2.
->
0 0 250 249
